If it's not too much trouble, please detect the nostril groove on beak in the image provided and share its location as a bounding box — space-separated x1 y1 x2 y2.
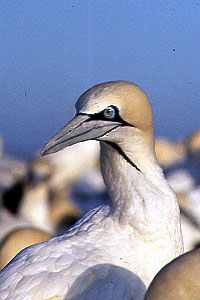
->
53 116 90 142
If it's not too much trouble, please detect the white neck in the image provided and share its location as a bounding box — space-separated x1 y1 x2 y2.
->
100 141 183 253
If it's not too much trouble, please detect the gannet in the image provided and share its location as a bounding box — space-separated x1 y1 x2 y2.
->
145 248 200 299
0 228 52 270
0 206 31 242
48 187 80 234
18 181 53 233
0 81 183 299
155 138 185 169
18 158 80 234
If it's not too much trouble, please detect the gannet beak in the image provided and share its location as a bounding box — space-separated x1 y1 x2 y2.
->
41 114 120 156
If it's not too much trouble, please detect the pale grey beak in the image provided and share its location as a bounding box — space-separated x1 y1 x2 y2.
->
41 114 120 156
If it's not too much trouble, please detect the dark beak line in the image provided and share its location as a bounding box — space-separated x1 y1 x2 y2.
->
43 127 94 155
41 113 121 157
96 125 119 139
54 115 89 143
44 125 120 156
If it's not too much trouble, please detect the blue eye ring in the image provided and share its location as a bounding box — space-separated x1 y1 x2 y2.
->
103 106 116 119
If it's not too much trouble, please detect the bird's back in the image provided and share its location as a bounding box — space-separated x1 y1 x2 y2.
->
0 205 114 299
0 204 148 300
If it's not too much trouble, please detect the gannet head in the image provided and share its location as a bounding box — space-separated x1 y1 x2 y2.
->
41 81 154 157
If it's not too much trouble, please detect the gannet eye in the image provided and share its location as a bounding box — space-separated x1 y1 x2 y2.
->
103 106 116 120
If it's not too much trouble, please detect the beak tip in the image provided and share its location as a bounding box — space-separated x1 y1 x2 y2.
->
40 114 100 158
40 149 46 157
40 143 50 157
40 150 45 157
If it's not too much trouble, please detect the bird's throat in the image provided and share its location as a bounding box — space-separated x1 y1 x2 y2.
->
100 141 182 236
104 141 142 173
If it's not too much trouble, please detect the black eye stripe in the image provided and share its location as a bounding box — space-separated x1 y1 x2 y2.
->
88 106 118 121
79 106 134 127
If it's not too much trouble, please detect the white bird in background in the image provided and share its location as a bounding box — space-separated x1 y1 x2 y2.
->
0 81 183 300
18 158 80 235
18 181 53 233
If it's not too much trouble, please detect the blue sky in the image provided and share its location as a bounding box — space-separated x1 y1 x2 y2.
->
0 0 200 158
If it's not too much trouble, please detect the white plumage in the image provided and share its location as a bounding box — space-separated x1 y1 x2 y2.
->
0 81 183 299
0 227 52 270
